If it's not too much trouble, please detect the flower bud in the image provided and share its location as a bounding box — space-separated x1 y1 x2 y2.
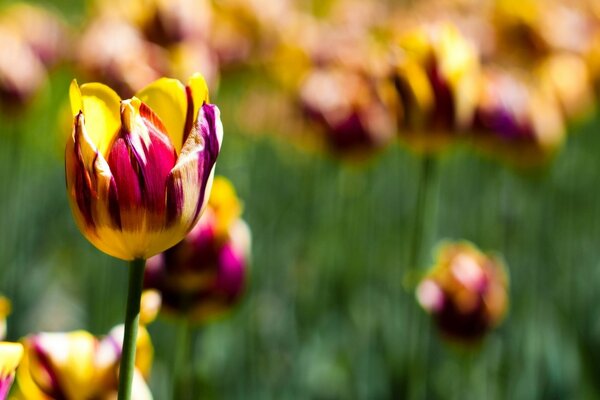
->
65 74 222 260
416 242 508 342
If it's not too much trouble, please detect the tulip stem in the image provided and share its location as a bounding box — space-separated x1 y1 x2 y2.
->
118 258 146 400
406 154 440 400
409 154 440 272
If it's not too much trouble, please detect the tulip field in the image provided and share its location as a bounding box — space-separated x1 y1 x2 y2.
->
3 0 600 399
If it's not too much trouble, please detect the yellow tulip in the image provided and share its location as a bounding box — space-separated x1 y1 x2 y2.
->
65 74 223 260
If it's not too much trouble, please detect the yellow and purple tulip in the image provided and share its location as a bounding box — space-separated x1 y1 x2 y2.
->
0 342 22 400
144 176 250 323
65 74 223 260
13 327 153 400
472 67 565 166
390 23 481 153
416 242 508 342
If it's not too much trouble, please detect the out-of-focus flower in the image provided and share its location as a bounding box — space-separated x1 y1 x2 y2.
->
168 41 220 91
91 0 212 47
13 326 153 400
0 342 22 400
75 17 169 97
390 23 481 153
472 67 565 166
0 3 69 67
537 53 595 122
210 0 293 68
299 65 397 157
416 242 508 342
65 74 222 261
0 296 10 341
145 176 251 323
0 27 47 108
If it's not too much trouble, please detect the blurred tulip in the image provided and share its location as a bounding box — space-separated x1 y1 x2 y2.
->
416 242 508 342
65 74 222 260
91 0 212 47
13 327 153 400
0 342 22 400
0 3 69 67
390 23 481 153
75 17 168 97
145 176 250 323
168 40 220 91
300 66 397 157
0 26 47 109
210 0 293 68
472 67 565 166
0 296 10 341
537 53 595 122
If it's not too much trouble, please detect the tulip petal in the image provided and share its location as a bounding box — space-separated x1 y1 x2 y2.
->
136 77 187 153
167 103 222 232
107 98 177 231
0 342 22 379
66 113 135 260
186 73 210 139
70 80 121 158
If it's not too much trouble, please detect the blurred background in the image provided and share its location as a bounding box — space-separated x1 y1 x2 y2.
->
2 0 600 398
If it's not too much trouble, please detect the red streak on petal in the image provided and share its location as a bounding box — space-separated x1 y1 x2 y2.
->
73 122 96 228
107 136 142 211
138 103 177 215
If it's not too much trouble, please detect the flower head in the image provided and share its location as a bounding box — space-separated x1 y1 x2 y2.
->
145 176 250 323
0 342 22 400
390 23 481 153
13 326 153 399
416 242 508 342
65 74 222 260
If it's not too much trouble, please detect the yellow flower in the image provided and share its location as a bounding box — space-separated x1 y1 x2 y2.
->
0 296 11 341
13 327 153 400
65 74 223 260
0 342 22 400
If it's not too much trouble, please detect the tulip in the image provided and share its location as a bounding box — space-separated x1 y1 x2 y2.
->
472 67 565 166
65 73 222 261
13 327 153 400
299 65 397 157
145 176 250 323
65 73 222 400
0 342 22 400
416 242 508 342
390 23 480 153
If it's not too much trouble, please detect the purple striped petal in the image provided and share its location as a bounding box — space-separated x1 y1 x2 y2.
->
166 103 222 229
107 100 177 230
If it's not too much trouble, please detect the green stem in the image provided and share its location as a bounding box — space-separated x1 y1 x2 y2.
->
173 318 194 400
409 154 440 272
406 154 440 400
117 258 146 400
